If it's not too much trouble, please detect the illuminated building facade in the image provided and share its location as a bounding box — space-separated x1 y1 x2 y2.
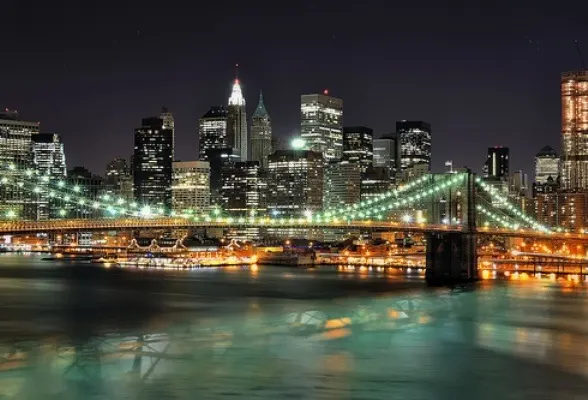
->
267 150 323 217
397 121 431 171
227 78 248 161
221 161 265 215
300 93 343 161
324 161 361 210
250 92 272 168
32 133 67 220
373 136 399 184
105 157 133 200
534 145 560 185
198 106 228 161
562 71 588 190
172 161 210 213
0 110 40 219
536 191 588 230
133 117 174 209
361 166 391 201
483 147 509 181
66 167 104 219
343 126 373 172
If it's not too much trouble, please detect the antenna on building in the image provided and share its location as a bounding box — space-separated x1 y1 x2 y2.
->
235 63 239 81
574 40 587 70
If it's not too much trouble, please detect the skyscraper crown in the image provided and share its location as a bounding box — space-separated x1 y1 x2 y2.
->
253 91 268 117
228 79 245 106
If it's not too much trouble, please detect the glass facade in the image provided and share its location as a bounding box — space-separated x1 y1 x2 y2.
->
250 92 272 168
324 161 361 210
221 161 265 215
32 133 67 220
342 126 373 172
227 79 248 161
105 157 133 200
133 117 174 210
562 71 588 190
267 150 323 217
535 145 560 185
198 106 228 161
397 121 431 171
300 94 343 161
0 111 40 220
172 161 210 213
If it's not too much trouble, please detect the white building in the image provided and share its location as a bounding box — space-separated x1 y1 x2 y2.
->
172 161 210 213
300 92 343 161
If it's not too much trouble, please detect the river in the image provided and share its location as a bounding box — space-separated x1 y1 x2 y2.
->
0 253 587 399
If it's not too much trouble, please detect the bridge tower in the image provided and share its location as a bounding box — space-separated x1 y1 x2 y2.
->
425 171 478 286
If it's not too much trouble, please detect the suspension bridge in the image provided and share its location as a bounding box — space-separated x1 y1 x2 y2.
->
0 162 579 284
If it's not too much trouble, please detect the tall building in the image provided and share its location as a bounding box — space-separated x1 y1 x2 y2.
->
509 170 528 196
66 167 104 219
373 136 399 184
250 91 272 168
198 106 228 161
221 161 265 215
535 145 560 184
160 107 175 159
32 133 67 220
205 147 240 207
105 157 133 200
300 92 343 161
172 161 210 213
361 166 391 201
562 71 588 190
536 192 588 230
0 110 40 219
483 146 509 181
397 121 431 171
267 150 323 217
227 77 248 161
343 126 373 172
324 161 361 210
133 117 174 210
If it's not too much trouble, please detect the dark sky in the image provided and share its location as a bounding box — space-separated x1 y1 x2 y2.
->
1 0 588 177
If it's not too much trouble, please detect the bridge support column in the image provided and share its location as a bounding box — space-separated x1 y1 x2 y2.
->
425 232 477 286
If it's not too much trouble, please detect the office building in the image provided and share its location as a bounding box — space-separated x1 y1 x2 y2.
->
343 126 373 172
509 170 528 196
105 157 133 200
221 161 265 215
66 167 104 219
172 161 210 213
536 192 588 230
205 147 240 206
373 136 399 184
483 146 509 181
535 145 560 185
227 77 248 161
300 92 343 160
562 71 588 190
361 167 391 201
133 117 174 210
400 162 429 184
323 161 361 210
198 106 228 161
397 121 431 171
31 133 67 220
0 110 40 219
267 150 323 217
250 91 272 168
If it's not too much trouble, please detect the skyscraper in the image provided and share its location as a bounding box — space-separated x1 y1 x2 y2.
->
160 107 175 159
300 92 343 161
343 126 373 172
373 136 399 184
0 110 40 219
562 71 588 190
267 150 323 217
105 157 133 200
172 161 210 213
324 161 361 209
483 146 509 181
32 133 67 220
535 145 560 184
397 121 431 171
198 106 228 161
227 76 248 161
133 117 174 210
250 91 272 168
221 161 265 215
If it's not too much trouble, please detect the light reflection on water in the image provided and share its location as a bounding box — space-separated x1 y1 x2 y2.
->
1 254 588 398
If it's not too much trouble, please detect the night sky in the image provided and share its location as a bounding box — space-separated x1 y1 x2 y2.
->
2 0 588 177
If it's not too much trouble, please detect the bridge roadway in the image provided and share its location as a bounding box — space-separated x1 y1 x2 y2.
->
0 217 585 241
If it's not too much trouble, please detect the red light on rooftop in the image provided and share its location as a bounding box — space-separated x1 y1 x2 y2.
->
323 89 329 95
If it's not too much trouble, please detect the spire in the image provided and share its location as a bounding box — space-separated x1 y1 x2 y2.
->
228 69 245 107
253 90 268 117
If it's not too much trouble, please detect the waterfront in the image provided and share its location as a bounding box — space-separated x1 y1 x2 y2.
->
1 254 588 398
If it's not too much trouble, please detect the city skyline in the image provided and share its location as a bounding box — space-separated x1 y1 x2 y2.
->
2 1 588 176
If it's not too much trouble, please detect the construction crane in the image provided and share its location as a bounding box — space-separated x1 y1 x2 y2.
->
574 40 587 70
